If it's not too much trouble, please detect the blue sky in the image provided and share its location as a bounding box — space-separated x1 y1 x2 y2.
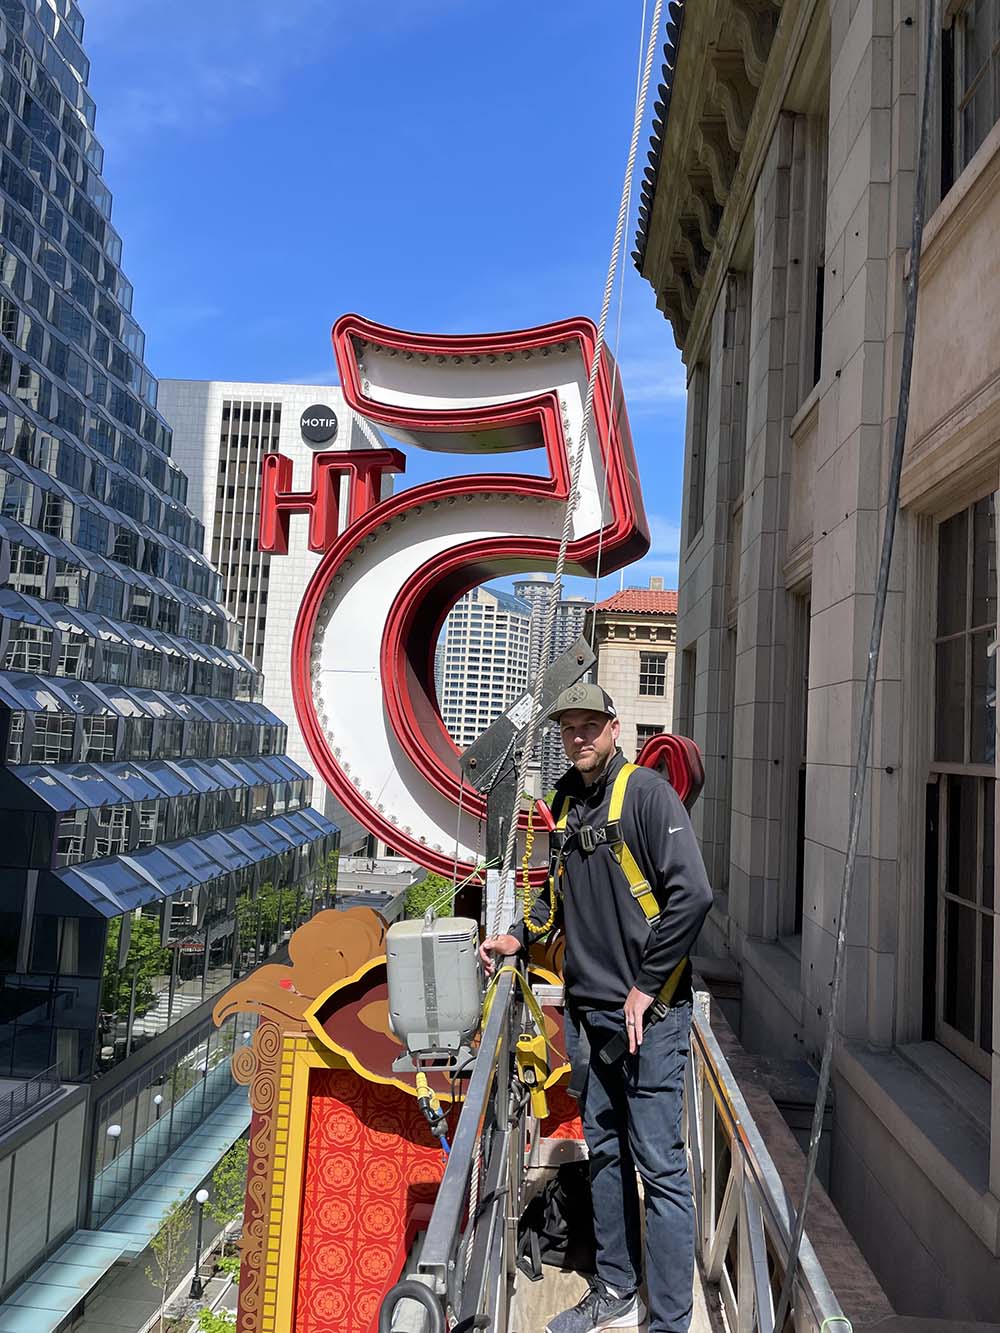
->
82 0 688 598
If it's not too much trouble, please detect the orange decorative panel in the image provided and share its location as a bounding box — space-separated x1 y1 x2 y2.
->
294 1067 447 1333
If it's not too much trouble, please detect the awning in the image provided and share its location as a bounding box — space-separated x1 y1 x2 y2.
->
201 829 255 872
2 765 82 812
0 589 59 629
0 673 103 715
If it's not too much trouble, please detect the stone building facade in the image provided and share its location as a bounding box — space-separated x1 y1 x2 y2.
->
585 581 678 759
635 0 1000 1318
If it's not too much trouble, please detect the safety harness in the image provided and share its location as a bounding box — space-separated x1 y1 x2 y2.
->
547 762 688 1009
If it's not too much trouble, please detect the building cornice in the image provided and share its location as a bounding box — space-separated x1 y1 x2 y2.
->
634 0 823 362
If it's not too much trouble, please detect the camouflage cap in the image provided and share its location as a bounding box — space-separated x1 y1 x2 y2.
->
547 682 617 722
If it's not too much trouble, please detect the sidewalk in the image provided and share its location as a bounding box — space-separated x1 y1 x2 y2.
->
68 1209 231 1333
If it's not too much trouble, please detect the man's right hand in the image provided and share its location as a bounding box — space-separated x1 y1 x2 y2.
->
479 934 521 976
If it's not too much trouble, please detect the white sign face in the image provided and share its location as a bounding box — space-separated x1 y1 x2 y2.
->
270 316 648 881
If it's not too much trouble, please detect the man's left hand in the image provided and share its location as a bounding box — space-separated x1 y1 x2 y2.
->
623 986 654 1054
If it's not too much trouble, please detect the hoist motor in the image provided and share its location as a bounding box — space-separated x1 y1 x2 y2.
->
386 915 483 1072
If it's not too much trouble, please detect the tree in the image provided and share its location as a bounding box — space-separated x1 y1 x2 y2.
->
101 912 170 1019
197 1310 236 1332
145 1195 192 1333
405 872 454 919
207 1136 249 1257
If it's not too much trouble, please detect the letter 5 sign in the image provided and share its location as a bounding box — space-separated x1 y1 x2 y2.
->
260 315 649 881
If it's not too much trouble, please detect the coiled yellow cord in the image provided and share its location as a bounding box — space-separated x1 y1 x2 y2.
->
521 800 556 936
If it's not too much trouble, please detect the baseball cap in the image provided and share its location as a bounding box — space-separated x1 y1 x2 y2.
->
547 682 618 722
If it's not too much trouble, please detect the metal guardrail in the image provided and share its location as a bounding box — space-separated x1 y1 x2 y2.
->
0 1061 63 1133
379 966 519 1332
686 993 849 1333
378 981 849 1333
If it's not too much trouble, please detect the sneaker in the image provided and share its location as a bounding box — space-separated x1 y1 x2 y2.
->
544 1282 647 1333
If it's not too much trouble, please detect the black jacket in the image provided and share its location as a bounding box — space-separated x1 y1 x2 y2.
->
510 749 713 1008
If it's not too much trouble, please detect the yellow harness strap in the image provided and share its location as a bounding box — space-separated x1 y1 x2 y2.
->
605 764 690 1009
608 764 660 924
546 764 691 1010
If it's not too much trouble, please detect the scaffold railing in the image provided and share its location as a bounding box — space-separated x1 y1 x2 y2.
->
378 978 850 1333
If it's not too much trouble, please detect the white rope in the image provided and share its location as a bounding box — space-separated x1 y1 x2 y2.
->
491 0 665 937
590 0 648 640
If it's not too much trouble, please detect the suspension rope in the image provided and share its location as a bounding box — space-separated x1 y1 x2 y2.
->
490 0 665 938
773 7 940 1327
590 0 648 640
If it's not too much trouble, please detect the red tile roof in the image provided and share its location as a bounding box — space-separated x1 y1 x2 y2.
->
593 588 679 614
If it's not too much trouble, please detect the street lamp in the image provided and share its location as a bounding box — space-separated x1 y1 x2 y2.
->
242 1031 251 1043
106 1124 122 1163
152 1094 163 1120
189 1188 210 1299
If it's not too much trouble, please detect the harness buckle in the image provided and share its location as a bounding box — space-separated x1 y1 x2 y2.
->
578 824 597 854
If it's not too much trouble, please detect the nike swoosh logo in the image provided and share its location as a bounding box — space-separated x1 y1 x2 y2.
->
668 826 683 834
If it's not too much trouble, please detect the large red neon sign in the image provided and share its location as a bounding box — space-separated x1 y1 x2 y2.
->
260 316 649 880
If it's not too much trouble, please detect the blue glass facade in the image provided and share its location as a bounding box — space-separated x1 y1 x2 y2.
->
0 0 339 1085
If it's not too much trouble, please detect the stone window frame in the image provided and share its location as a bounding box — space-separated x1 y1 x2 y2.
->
929 490 997 1078
638 650 669 698
948 0 1000 176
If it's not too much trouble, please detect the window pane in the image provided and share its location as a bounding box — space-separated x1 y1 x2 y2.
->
945 774 979 903
935 637 966 763
971 494 996 628
970 629 996 764
981 915 994 1054
943 898 977 1041
639 652 668 697
937 509 968 637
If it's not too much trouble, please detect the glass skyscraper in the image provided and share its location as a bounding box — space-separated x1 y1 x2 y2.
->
0 0 337 1123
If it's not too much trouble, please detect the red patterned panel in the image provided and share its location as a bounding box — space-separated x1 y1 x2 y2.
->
294 1070 447 1333
540 1086 584 1142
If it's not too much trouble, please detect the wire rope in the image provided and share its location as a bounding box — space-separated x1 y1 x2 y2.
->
490 0 665 939
772 7 940 1327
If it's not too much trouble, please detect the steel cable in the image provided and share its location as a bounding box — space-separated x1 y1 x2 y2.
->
490 0 665 938
772 7 940 1327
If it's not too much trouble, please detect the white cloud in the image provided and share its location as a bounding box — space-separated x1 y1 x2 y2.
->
83 0 463 153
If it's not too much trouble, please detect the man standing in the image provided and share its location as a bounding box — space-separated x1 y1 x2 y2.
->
481 684 713 1333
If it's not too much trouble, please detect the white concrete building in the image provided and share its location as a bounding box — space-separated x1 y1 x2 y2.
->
437 585 531 751
158 380 388 852
512 576 592 791
634 0 1000 1318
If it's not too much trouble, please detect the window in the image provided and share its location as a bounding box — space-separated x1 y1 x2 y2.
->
125 716 153 759
40 491 72 539
153 719 183 759
0 470 33 521
76 507 109 554
635 724 664 756
128 590 153 628
99 641 130 684
53 559 87 607
4 624 53 672
57 808 88 865
94 804 131 858
639 652 668 697
951 1 1000 174
57 633 94 679
135 799 164 848
930 495 996 1075
30 713 76 763
9 544 47 596
133 647 160 689
92 572 123 619
81 715 117 762
686 359 710 540
6 711 25 763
